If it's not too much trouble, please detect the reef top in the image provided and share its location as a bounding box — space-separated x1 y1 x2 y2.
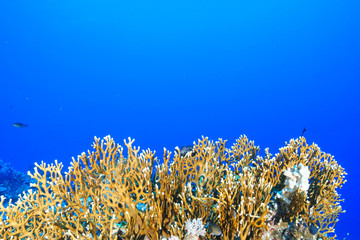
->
0 135 346 240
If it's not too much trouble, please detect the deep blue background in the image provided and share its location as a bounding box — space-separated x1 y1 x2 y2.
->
1 0 359 238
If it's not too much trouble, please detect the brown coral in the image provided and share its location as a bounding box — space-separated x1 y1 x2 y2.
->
0 135 346 240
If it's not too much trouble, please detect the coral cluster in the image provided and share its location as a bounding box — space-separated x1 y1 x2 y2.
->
0 159 36 207
0 135 346 239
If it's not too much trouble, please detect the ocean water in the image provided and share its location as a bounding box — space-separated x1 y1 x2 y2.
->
0 0 359 239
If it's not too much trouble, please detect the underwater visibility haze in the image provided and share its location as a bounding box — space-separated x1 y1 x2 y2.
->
0 0 359 239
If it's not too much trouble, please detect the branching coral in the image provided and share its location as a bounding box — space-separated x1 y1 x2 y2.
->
0 135 346 240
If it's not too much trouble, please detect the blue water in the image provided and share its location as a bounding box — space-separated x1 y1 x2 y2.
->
1 0 359 238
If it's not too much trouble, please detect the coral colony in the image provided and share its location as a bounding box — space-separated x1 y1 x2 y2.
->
0 159 36 207
0 135 346 239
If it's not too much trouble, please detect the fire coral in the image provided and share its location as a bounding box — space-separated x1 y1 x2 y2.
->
0 135 346 240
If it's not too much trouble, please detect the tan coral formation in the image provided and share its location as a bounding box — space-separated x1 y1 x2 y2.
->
0 135 346 240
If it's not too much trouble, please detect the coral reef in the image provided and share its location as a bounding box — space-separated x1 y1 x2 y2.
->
0 135 346 239
0 159 36 207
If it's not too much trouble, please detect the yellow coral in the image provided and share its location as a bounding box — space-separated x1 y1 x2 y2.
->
0 135 346 240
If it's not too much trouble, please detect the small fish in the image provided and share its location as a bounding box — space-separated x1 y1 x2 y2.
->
13 122 28 128
180 146 195 157
309 222 319 235
301 128 306 137
207 220 222 236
